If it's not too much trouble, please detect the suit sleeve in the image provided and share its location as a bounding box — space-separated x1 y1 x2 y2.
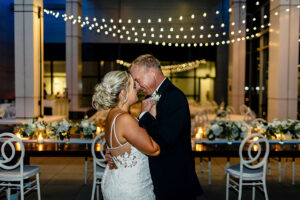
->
139 90 189 149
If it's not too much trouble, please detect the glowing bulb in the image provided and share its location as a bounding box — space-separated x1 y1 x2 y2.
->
232 22 235 26
180 27 184 32
242 5 246 9
151 27 154 32
168 17 172 22
191 14 195 19
158 18 161 23
160 28 164 32
170 27 174 32
228 8 232 13
148 19 151 23
179 16 183 20
216 10 220 14
200 26 204 30
221 23 225 27
274 12 279 16
210 25 214 29
203 12 207 17
253 18 256 21
199 34 203 39
256 1 259 6
128 19 132 23
137 19 141 23
215 33 219 37
207 34 211 38
190 27 194 31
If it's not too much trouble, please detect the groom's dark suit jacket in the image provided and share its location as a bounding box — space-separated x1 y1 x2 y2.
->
139 78 203 200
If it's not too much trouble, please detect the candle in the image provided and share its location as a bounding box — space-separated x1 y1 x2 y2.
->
96 143 101 152
195 127 203 139
37 133 44 144
16 132 22 139
96 127 101 134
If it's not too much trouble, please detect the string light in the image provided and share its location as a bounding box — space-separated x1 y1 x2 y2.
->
116 59 207 73
44 1 296 48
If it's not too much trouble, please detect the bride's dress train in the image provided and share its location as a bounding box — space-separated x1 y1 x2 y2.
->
101 113 155 200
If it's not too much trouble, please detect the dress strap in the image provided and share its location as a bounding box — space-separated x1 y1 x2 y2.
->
110 113 123 148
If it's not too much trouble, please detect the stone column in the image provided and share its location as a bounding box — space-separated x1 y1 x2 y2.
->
268 0 299 121
14 0 44 119
228 0 246 114
66 0 82 113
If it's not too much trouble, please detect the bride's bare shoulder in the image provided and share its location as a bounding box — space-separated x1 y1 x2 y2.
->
117 112 138 123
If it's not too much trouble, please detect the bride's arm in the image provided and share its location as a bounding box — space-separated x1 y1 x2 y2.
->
117 113 160 156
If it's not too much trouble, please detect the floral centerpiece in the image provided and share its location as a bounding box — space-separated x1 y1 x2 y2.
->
206 120 249 141
49 119 72 140
251 119 300 140
75 116 96 139
15 119 48 139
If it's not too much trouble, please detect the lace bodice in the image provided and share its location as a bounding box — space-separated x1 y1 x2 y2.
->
101 113 155 200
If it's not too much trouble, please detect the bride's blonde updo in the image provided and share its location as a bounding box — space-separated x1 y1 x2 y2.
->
92 71 130 110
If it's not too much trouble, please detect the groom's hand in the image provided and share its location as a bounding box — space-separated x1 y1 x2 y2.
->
141 98 156 113
105 149 117 169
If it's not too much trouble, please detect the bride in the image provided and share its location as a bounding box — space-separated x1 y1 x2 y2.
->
92 70 160 200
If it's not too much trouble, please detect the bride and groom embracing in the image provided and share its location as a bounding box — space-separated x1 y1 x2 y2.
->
92 54 205 200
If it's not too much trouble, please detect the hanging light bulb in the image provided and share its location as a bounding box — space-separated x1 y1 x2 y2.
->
216 10 220 14
191 14 195 19
200 26 204 30
137 19 141 23
179 16 183 20
158 18 162 23
180 27 184 32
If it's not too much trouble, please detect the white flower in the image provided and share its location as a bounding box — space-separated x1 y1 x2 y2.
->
37 122 45 131
151 91 161 102
211 124 223 136
81 120 89 128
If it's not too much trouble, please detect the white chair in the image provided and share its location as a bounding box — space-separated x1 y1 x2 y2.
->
91 133 107 200
226 133 269 200
0 132 41 200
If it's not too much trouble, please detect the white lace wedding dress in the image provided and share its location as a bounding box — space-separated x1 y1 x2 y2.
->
101 113 155 200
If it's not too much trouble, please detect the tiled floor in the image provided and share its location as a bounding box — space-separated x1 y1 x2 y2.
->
12 156 298 200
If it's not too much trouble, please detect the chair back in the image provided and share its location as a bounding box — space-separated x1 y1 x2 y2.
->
91 132 106 168
239 133 269 170
0 132 25 170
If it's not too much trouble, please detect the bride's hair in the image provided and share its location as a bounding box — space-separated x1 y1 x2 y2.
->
92 70 130 110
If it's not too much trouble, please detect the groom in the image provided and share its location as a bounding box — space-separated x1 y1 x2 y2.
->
130 54 203 200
